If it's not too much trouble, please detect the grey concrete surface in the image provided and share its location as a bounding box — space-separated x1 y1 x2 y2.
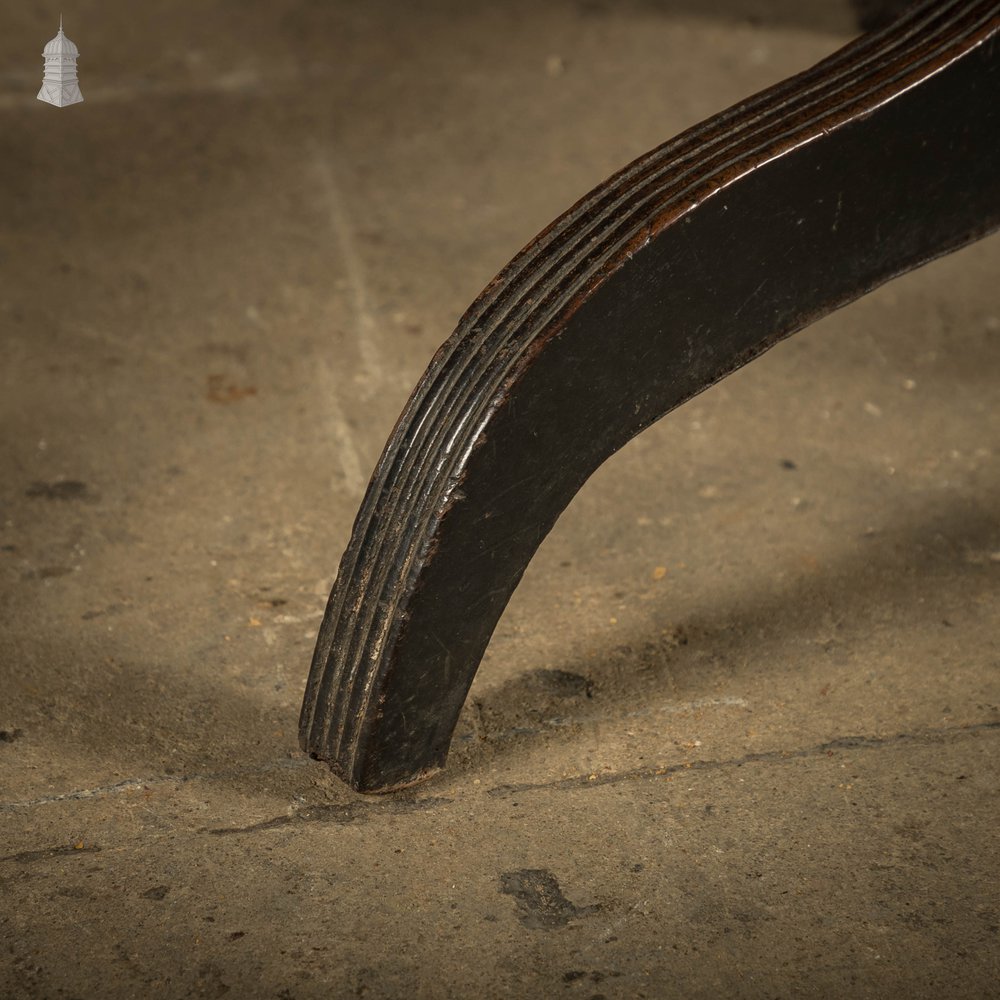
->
1 2 998 997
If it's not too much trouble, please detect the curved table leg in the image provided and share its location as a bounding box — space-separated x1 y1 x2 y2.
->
300 1 1000 792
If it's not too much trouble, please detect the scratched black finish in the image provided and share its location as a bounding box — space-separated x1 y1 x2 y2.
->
301 1 1000 792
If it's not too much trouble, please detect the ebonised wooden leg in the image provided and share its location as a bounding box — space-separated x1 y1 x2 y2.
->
300 0 1000 792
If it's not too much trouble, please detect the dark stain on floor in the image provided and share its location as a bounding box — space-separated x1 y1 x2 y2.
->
528 669 595 698
25 480 91 501
208 795 450 836
1 843 102 865
499 869 601 929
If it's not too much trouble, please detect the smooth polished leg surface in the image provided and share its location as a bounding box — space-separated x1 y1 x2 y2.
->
300 1 1000 792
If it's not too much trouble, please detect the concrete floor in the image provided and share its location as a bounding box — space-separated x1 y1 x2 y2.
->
2 2 998 997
